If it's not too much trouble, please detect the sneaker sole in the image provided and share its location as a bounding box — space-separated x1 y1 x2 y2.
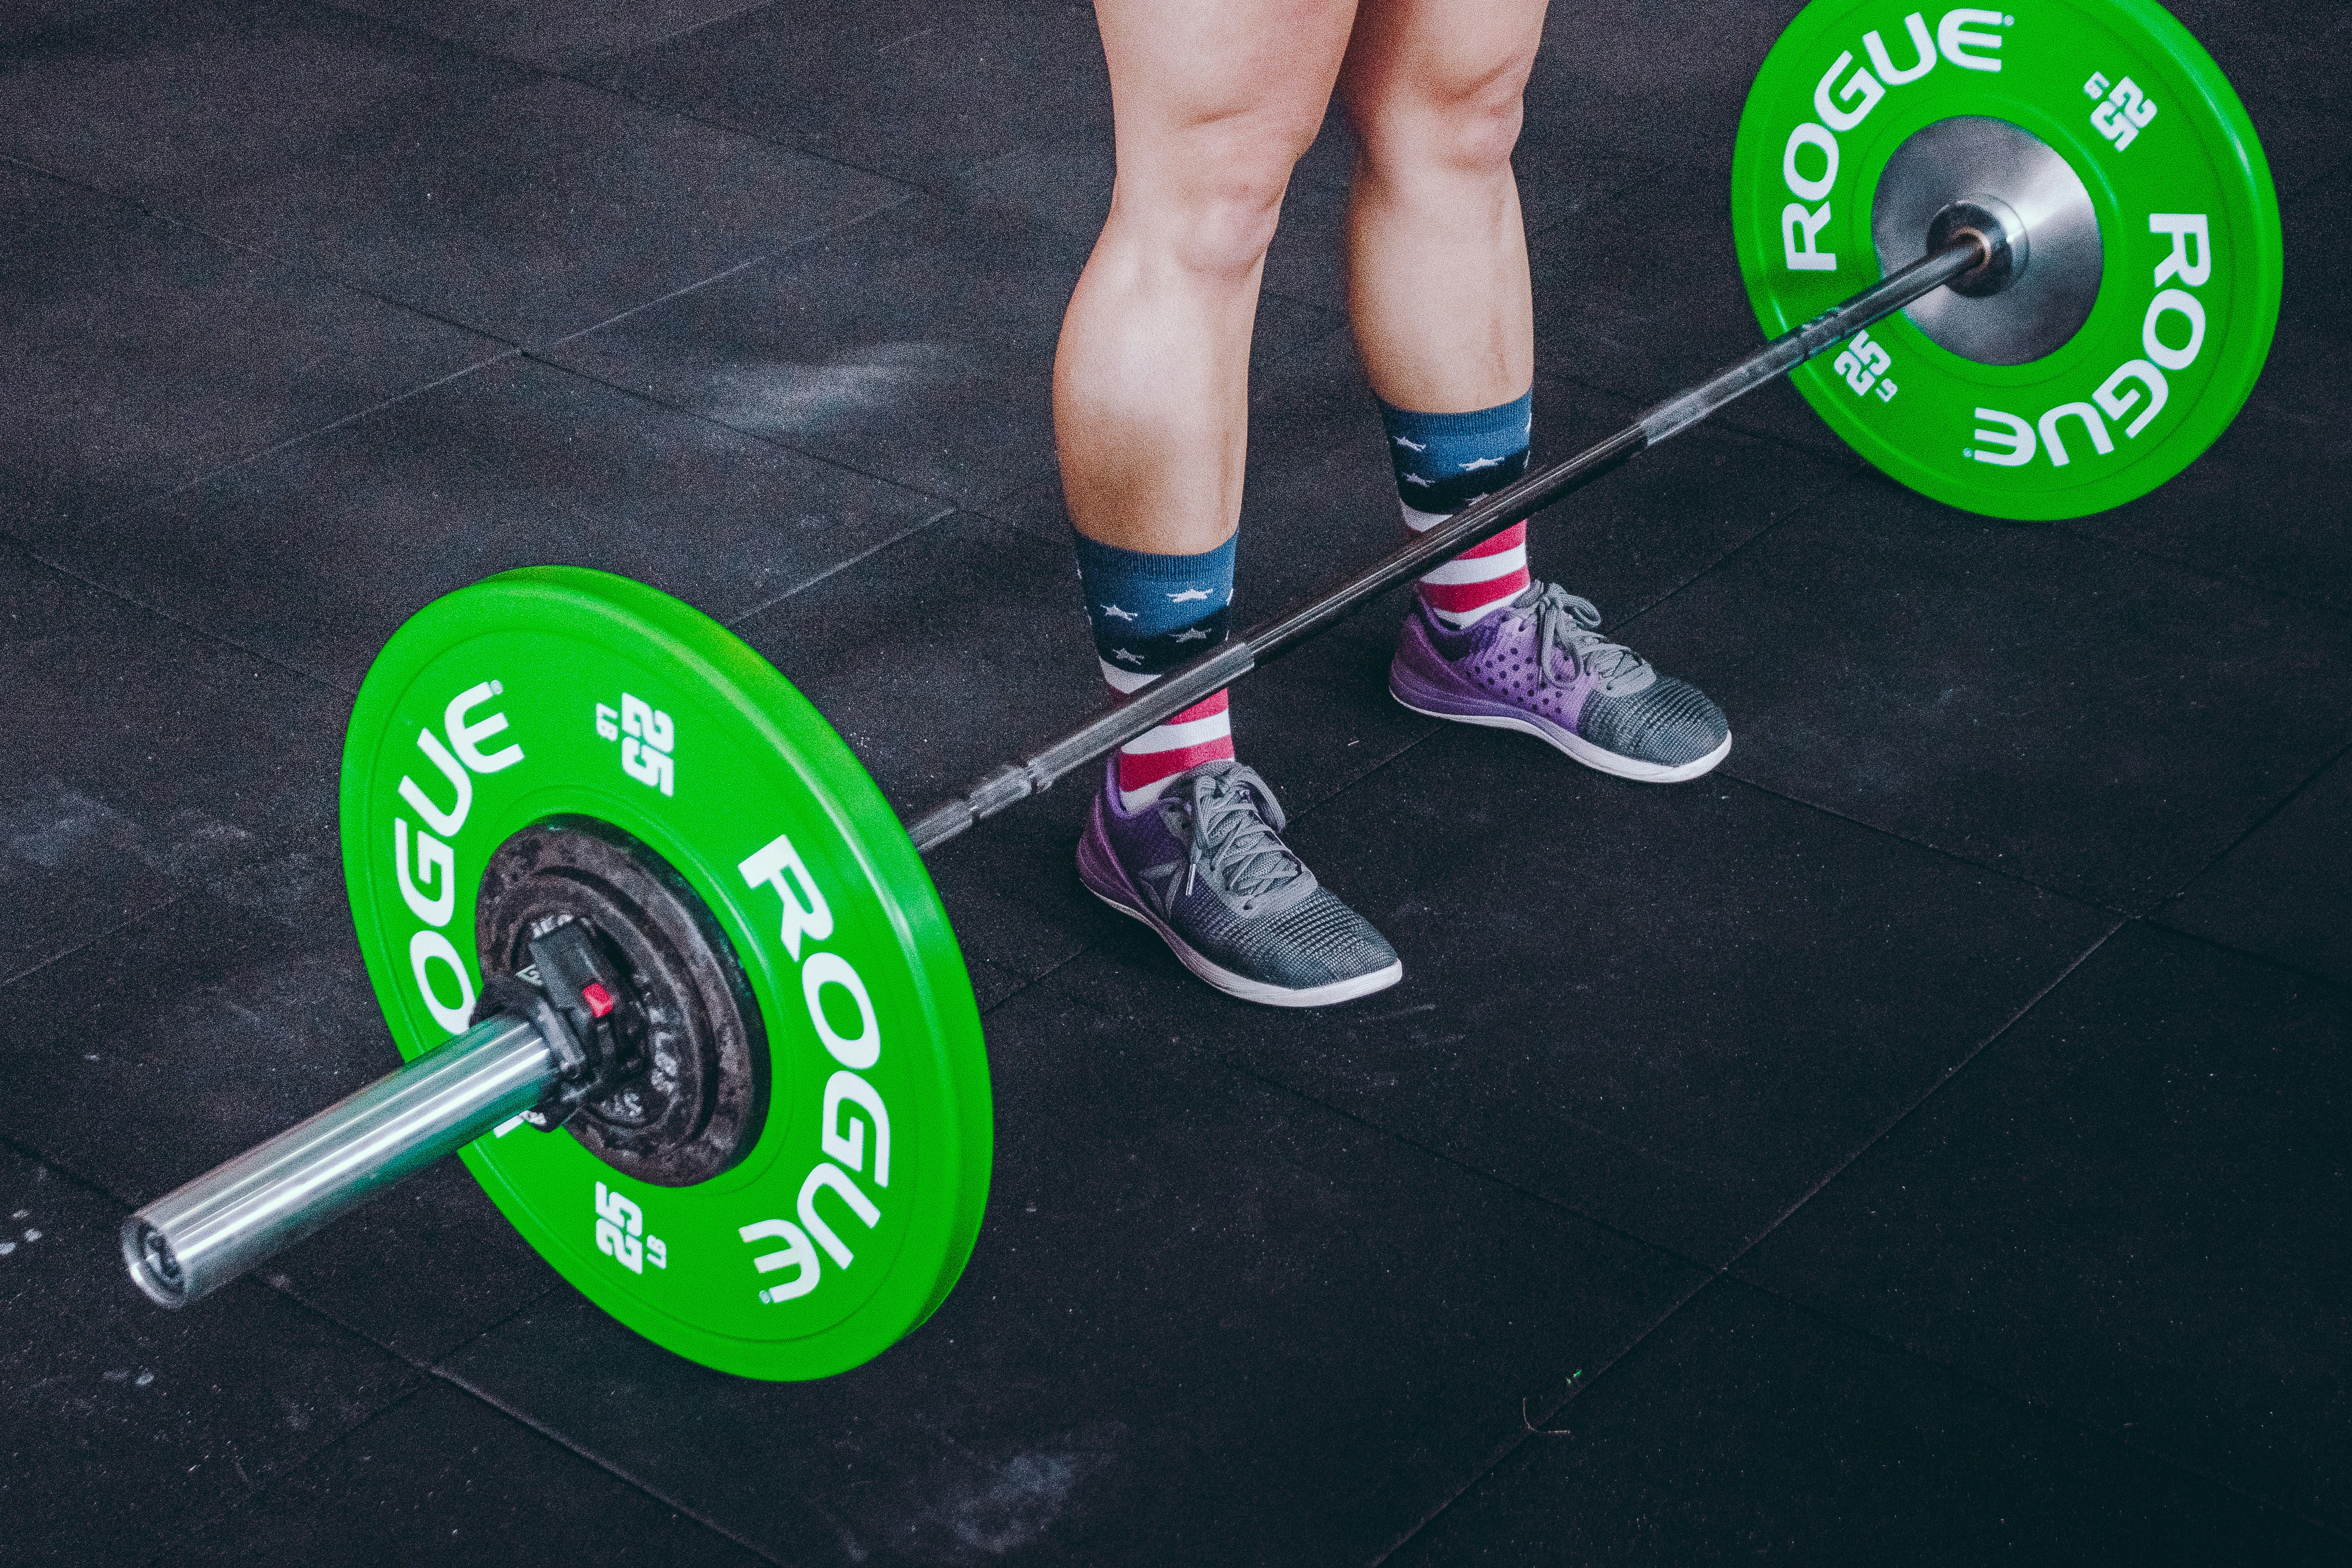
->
1077 822 1404 1009
1390 671 1732 784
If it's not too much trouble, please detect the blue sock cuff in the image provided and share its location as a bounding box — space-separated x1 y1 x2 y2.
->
1072 531 1237 675
1378 390 1535 515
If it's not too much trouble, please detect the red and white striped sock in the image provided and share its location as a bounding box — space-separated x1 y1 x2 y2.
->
1413 518 1530 628
1113 687 1233 811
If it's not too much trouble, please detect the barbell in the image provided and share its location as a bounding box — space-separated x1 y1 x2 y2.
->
119 0 2280 1380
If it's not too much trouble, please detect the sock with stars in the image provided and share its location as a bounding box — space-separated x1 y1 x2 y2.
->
1379 389 1534 628
1073 530 1238 810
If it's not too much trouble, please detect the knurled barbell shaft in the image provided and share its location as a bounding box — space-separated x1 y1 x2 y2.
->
906 233 1988 852
122 1012 558 1308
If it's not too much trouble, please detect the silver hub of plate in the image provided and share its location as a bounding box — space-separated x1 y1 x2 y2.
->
1872 116 2102 365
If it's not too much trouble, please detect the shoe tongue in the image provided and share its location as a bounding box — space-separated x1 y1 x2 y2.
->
1190 759 1285 833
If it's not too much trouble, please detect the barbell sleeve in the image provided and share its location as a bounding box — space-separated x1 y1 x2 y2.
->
908 233 1989 853
122 1011 559 1309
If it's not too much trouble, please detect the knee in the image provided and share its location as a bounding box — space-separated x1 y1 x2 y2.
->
1350 63 1529 185
1113 117 1315 282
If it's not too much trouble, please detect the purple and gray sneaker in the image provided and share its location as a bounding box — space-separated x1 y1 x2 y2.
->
1390 581 1731 782
1077 755 1402 1007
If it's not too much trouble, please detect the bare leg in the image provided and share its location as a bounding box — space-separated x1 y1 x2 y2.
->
1340 0 1548 413
1054 0 1359 555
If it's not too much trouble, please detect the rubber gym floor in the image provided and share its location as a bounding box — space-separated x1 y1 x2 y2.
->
3 0 2348 1562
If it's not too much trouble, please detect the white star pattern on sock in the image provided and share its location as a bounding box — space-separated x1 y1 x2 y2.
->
1166 587 1211 603
1100 603 1137 621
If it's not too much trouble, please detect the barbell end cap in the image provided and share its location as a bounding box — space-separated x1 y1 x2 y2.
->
122 1216 190 1310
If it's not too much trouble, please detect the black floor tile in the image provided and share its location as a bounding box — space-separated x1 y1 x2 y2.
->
0 1146 419 1568
322 0 762 73
1739 923 2352 1533
0 886 564 1367
0 0 127 44
1637 474 2352 912
581 0 1110 192
2064 165 2352 617
0 164 493 538
1527 150 1856 462
0 0 904 344
44 354 945 692
1223 737 2114 1265
542 194 1082 509
1391 1277 2343 1567
2160 745 2352 985
1516 0 1804 180
177 1381 767 1567
2164 0 2352 200
0 542 348 985
443 954 1702 1565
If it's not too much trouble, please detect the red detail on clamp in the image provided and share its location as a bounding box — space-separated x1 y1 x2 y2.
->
580 982 617 1019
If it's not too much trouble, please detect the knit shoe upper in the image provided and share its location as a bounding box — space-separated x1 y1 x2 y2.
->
1077 756 1402 1007
1389 581 1731 782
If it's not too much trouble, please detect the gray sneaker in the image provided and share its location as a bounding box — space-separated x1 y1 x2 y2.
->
1076 755 1402 1007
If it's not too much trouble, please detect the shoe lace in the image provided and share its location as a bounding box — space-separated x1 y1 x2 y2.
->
1175 764 1306 902
1525 582 1652 694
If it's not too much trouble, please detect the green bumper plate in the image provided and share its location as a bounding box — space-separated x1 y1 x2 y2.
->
341 568 991 1379
1732 0 2281 519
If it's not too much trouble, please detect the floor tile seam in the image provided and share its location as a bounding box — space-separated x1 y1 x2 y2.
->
1228 1058 1729 1277
305 0 778 77
512 346 981 513
1367 1271 1721 1566
717 502 962 629
1515 156 1684 248
0 1115 462 1387
524 193 916 355
2048 515 2352 630
0 147 522 357
284 0 916 202
0 1126 145 1212
527 48 960 198
971 928 1101 1021
15 534 373 698
131 1378 443 1568
1706 766 2135 917
2145 728 2352 914
425 1364 806 1566
10 37 921 351
1567 463 1854 631
2135 911 2352 995
263 1264 570 1379
1709 916 2124 1277
79 339 523 533
1715 1267 2352 1544
0 891 197 998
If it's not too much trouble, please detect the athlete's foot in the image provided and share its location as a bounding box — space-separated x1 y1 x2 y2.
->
1389 581 1731 781
1077 756 1402 1007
